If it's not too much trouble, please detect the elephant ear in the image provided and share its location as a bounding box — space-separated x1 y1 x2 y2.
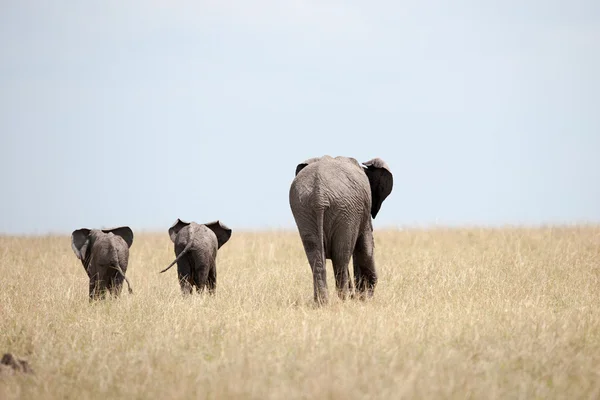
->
169 219 190 242
102 226 134 248
204 221 232 249
362 158 393 219
295 157 322 176
71 228 91 260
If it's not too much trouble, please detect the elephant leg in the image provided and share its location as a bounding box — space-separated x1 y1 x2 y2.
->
353 231 377 299
177 256 194 296
191 253 210 294
331 252 352 300
207 264 217 295
89 275 108 301
300 233 328 305
347 269 354 294
98 278 109 299
352 258 363 298
89 276 99 301
109 271 124 297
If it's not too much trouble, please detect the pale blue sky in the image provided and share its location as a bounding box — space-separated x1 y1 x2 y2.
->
1 1 599 234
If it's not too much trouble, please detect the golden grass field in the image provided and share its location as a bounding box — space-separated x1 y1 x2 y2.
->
1 227 600 399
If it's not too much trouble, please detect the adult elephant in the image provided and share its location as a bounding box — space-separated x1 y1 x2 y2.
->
71 227 134 300
289 156 393 305
160 219 232 295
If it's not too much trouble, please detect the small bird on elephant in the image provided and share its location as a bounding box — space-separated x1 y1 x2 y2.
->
289 155 393 305
71 226 134 300
160 219 232 295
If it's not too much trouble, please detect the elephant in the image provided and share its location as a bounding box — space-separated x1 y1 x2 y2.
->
71 227 134 300
160 219 232 295
289 155 393 305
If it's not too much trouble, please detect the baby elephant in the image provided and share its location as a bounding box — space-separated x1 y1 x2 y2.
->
161 219 232 295
71 227 134 300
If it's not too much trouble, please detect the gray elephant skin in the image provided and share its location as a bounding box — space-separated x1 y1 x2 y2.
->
71 227 134 300
161 219 232 295
289 155 393 304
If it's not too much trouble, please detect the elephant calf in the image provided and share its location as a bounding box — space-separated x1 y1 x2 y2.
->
289 155 393 305
71 227 134 300
161 219 232 295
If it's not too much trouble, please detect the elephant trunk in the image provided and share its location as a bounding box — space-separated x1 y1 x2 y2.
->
160 242 192 274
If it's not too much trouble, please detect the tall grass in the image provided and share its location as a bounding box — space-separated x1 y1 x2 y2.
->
1 227 599 399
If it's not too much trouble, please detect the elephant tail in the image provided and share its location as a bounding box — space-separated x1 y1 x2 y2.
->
313 207 327 291
110 246 133 294
113 263 134 294
160 243 192 274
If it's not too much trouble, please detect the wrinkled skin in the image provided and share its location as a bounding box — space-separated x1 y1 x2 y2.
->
71 227 134 300
289 156 393 305
161 219 232 295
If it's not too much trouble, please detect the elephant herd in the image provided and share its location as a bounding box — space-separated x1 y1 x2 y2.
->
71 220 231 299
70 156 393 305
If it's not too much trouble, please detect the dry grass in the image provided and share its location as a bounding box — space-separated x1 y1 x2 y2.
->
1 227 600 399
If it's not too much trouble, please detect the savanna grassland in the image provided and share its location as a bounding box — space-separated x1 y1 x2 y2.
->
1 227 600 399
